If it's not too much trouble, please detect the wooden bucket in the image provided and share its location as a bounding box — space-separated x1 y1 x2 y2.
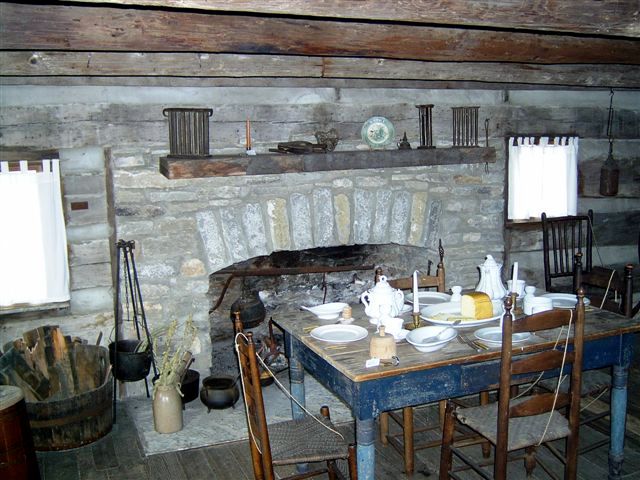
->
0 385 40 479
25 345 113 451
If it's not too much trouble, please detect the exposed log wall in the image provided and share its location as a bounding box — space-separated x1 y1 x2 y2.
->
3 52 639 88
62 0 640 38
1 3 639 65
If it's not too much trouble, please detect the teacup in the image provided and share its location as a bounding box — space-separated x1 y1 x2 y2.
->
507 279 526 297
380 316 404 338
524 296 553 315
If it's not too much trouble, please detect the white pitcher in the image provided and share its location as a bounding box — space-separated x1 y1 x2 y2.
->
475 255 507 300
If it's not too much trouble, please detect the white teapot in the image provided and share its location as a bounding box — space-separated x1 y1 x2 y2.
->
360 275 405 320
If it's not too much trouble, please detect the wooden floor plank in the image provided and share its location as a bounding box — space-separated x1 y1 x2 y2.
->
40 450 80 480
105 463 149 480
204 441 250 479
177 448 215 479
146 455 172 480
90 435 119 471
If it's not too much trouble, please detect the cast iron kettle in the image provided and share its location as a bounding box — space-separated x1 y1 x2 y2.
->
199 375 240 411
230 289 266 329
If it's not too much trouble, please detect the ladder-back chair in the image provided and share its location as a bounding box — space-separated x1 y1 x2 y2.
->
440 291 585 480
380 240 489 475
538 261 637 462
574 254 638 318
234 317 357 480
541 209 593 293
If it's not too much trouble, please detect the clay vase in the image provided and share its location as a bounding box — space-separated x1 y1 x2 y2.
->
152 385 183 434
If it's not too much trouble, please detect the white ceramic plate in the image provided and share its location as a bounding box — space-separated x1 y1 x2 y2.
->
406 326 457 352
420 300 504 328
405 291 452 306
310 324 368 343
474 326 531 346
400 304 412 314
540 293 591 309
361 116 395 148
302 302 349 320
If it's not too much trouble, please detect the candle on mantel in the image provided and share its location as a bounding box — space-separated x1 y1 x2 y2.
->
412 270 420 313
511 262 519 293
245 119 252 150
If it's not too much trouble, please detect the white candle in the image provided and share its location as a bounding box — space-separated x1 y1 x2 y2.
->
511 262 519 293
412 270 419 313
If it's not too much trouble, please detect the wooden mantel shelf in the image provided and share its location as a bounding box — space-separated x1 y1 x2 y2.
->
159 147 496 179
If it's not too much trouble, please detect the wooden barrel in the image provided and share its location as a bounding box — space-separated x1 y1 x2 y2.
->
25 345 113 451
0 385 41 480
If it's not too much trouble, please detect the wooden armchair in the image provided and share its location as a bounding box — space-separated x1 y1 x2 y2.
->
541 209 594 293
234 317 357 480
440 292 586 480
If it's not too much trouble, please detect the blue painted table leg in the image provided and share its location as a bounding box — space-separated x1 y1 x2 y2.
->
609 364 628 480
289 356 305 420
289 356 308 473
356 417 376 480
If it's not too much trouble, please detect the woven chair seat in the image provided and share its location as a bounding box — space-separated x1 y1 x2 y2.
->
270 415 350 466
455 396 570 451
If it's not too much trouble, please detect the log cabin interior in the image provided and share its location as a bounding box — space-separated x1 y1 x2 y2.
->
0 1 639 479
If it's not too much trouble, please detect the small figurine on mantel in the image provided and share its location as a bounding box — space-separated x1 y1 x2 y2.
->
397 132 412 150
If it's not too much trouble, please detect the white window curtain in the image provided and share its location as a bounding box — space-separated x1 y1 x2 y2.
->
0 159 70 307
508 136 578 220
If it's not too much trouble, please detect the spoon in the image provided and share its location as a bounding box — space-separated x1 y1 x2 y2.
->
420 330 448 344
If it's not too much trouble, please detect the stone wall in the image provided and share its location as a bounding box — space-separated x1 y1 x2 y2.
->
1 85 638 395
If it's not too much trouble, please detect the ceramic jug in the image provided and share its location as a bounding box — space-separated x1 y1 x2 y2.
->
360 275 405 320
475 255 507 300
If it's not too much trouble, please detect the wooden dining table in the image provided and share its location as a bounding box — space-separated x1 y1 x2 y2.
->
273 303 639 480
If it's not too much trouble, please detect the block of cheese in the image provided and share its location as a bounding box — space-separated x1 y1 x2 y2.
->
460 292 493 320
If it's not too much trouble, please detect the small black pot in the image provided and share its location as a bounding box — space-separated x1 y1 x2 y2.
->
200 375 240 411
181 369 200 404
108 339 152 382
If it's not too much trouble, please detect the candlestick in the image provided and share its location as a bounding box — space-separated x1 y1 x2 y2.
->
511 262 518 293
412 270 419 313
245 119 251 151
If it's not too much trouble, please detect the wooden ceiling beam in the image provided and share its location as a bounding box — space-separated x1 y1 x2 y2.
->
3 51 639 88
61 0 640 38
1 3 639 65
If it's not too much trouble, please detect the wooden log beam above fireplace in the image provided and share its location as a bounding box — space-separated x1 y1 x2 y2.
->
1 3 638 65
158 147 497 179
56 0 640 38
4 52 639 88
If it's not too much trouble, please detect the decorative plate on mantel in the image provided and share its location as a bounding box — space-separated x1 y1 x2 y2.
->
361 116 395 149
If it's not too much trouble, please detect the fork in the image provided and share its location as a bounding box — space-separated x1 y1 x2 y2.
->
457 332 484 352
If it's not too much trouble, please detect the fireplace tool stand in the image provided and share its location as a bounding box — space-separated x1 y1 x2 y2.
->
112 239 157 422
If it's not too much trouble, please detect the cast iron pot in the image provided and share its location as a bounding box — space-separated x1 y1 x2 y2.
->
181 369 200 404
199 375 240 411
108 339 152 382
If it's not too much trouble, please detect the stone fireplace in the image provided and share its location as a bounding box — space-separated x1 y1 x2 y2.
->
114 156 504 391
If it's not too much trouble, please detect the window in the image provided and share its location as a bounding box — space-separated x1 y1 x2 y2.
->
0 159 70 309
507 136 578 221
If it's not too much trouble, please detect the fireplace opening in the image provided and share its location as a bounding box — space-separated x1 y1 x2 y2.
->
207 243 440 377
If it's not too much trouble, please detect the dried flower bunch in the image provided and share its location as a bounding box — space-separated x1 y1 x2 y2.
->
153 315 198 395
